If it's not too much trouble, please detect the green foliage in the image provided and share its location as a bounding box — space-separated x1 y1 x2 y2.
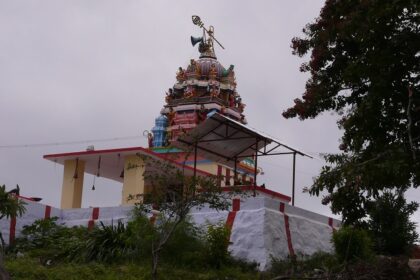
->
78 221 135 263
0 184 26 247
367 191 419 255
12 217 88 261
205 223 231 269
5 256 260 280
332 226 373 263
159 219 205 268
0 184 26 279
269 252 340 277
131 153 242 279
283 0 420 226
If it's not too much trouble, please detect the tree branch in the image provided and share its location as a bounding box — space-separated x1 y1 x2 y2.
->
407 86 416 161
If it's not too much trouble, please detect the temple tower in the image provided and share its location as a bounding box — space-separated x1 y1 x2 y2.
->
151 19 247 147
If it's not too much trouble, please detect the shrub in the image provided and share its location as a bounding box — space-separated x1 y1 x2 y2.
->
205 223 231 268
160 219 205 268
12 217 88 261
78 221 133 263
367 191 419 255
333 226 373 263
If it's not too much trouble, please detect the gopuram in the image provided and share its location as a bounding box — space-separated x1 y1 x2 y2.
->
0 16 341 270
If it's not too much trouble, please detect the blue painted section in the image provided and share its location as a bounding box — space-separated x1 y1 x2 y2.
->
152 147 183 153
151 115 168 147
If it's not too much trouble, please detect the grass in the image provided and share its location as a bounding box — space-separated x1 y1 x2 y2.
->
5 256 261 280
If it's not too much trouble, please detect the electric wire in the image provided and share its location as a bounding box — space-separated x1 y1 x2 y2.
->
0 135 143 149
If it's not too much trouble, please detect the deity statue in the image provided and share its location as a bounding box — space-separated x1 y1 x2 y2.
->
226 66 236 87
229 94 235 107
165 88 174 104
147 132 154 148
208 63 218 80
184 85 195 99
197 104 207 122
176 67 186 82
222 65 234 77
220 105 226 115
188 59 200 79
195 63 201 78
234 92 241 105
168 107 176 126
165 130 172 145
238 102 246 113
209 84 220 99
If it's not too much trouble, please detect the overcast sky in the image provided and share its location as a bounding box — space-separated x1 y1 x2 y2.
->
0 0 418 232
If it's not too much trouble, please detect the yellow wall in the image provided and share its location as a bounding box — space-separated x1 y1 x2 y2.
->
122 155 145 205
195 162 218 175
61 159 85 209
188 162 252 186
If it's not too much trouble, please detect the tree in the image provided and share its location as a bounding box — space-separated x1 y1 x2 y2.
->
131 154 239 280
283 0 420 226
0 185 26 280
366 190 418 255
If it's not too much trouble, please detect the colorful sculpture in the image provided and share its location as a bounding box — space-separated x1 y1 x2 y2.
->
151 18 246 147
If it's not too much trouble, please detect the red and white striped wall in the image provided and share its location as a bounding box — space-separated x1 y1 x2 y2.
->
0 195 340 271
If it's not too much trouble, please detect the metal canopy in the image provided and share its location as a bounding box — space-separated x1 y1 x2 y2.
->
173 113 312 167
172 112 313 204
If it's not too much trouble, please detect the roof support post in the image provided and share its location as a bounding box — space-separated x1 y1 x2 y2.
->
233 157 237 185
253 139 259 197
193 141 198 181
292 152 296 206
61 158 85 209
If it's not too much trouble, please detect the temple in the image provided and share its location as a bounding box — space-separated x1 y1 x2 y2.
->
1 17 341 269
44 16 304 209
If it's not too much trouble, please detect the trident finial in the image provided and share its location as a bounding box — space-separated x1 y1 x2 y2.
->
191 15 225 57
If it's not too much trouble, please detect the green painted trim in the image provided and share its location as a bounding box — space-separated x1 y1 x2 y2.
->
151 147 183 153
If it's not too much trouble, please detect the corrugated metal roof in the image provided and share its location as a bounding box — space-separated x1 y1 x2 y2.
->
172 113 312 169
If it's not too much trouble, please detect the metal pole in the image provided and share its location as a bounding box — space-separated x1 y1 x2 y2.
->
193 142 198 180
292 152 296 206
234 157 237 185
253 139 259 197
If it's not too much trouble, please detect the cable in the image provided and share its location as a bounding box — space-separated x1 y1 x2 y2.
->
0 135 143 149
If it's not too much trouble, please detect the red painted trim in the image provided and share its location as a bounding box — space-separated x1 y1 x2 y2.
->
92 207 100 220
9 216 16 244
226 198 241 241
16 195 36 201
328 217 333 227
232 198 240 211
44 206 52 219
280 202 295 257
225 212 237 230
328 217 336 233
279 202 285 213
88 207 100 230
222 186 291 202
88 220 95 230
284 215 295 257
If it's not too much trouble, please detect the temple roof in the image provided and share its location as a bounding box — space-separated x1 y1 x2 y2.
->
43 147 212 183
